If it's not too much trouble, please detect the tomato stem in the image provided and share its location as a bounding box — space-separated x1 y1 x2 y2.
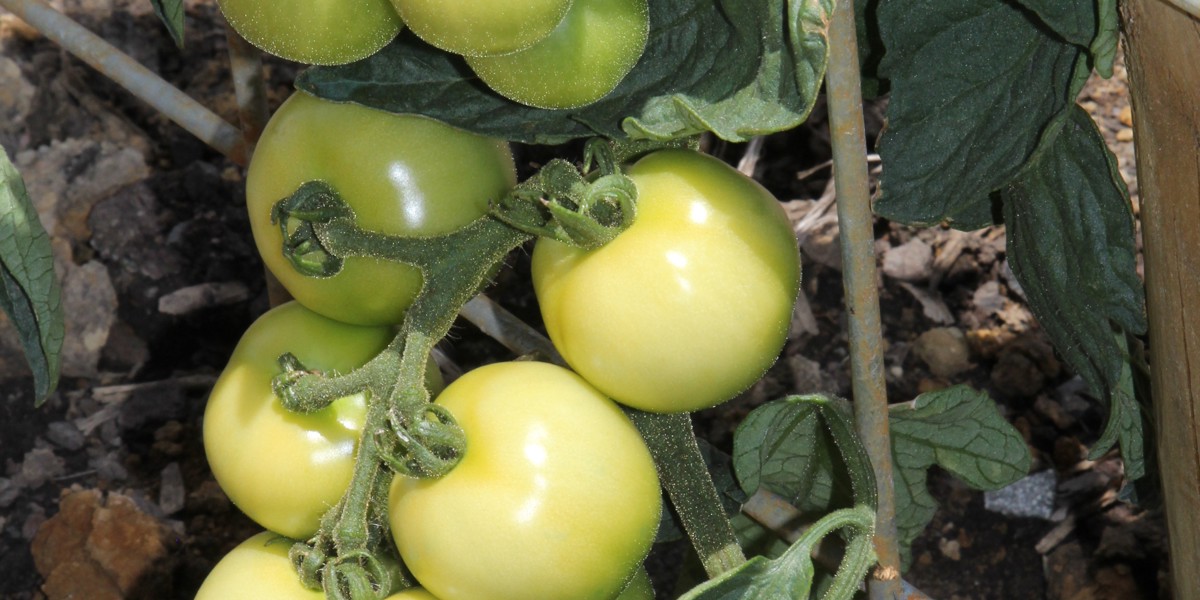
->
273 183 544 599
627 411 747 577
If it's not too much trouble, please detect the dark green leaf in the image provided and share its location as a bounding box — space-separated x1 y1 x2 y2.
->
875 0 1084 229
856 0 887 98
733 397 846 513
1002 105 1147 405
889 386 1031 564
1016 0 1118 78
0 148 64 405
1016 0 1097 47
732 395 876 513
150 0 185 49
1087 335 1145 480
1090 0 1120 78
299 0 832 144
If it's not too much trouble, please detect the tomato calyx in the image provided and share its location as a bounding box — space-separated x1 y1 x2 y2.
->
491 157 636 250
491 139 648 250
271 180 354 278
290 539 407 600
378 402 467 478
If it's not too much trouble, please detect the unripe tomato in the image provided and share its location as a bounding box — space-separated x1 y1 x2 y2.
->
204 301 442 539
466 0 649 109
389 362 661 600
247 92 516 326
197 532 439 599
392 0 572 56
217 0 403 65
532 150 800 413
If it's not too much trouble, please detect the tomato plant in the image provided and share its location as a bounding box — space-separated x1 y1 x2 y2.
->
204 301 441 539
247 92 517 325
532 149 800 413
7 0 1135 594
388 361 661 600
196 532 436 599
393 0 572 56
217 0 403 65
466 0 649 109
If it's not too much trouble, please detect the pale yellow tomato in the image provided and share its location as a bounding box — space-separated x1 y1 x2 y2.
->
389 362 661 600
197 532 440 599
533 150 800 413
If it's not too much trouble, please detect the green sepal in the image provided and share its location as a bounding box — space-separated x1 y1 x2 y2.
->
271 180 354 278
490 158 638 250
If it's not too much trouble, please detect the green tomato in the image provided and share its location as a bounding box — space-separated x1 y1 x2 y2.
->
393 0 572 56
247 92 516 326
217 0 403 65
204 301 442 539
389 362 661 600
532 150 800 413
197 532 438 599
466 0 648 109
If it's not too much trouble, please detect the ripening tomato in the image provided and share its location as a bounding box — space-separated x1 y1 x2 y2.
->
196 532 438 599
247 92 516 325
466 0 649 109
217 0 403 65
393 0 573 56
389 362 661 600
204 301 442 539
532 150 800 413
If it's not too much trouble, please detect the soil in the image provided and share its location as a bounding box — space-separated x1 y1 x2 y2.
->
0 2 1167 599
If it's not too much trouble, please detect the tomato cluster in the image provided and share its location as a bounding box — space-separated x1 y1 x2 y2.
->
202 6 800 597
218 0 647 108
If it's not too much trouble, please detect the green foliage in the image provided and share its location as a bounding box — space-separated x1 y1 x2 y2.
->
718 396 876 599
889 386 1031 566
732 396 853 514
1089 334 1144 480
874 0 1085 229
1089 0 1121 78
873 0 1146 486
855 0 887 98
675 507 875 600
298 0 832 145
1016 0 1119 77
0 149 64 405
150 0 186 48
734 395 877 513
1002 108 1147 477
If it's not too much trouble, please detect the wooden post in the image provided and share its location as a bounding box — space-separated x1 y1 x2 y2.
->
1121 3 1200 597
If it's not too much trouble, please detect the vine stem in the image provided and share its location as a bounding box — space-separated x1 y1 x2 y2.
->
627 412 746 577
824 0 903 597
0 0 248 165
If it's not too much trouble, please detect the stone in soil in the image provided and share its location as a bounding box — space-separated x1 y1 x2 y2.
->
913 326 972 378
31 487 176 599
